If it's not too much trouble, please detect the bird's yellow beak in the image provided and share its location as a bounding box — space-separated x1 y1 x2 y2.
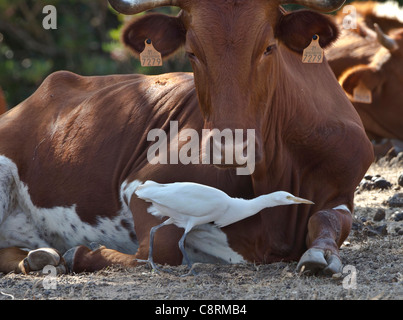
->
286 195 314 205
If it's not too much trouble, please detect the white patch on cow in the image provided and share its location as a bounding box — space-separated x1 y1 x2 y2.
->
0 155 137 254
120 179 142 206
333 204 351 215
374 1 403 23
185 223 246 264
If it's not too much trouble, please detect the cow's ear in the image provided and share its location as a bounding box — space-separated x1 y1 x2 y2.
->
339 65 382 96
275 9 339 53
122 12 186 58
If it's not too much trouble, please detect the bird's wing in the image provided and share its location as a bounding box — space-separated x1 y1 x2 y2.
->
135 181 229 219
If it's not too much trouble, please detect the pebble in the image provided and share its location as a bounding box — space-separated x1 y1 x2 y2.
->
373 208 386 221
398 174 403 187
373 178 392 190
391 211 403 222
374 224 388 235
358 176 392 191
387 193 403 207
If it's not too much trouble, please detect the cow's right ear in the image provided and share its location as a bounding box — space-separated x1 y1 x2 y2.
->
275 9 339 53
339 65 383 96
121 12 186 59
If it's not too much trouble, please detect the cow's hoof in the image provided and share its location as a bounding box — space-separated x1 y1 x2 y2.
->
63 244 106 273
63 246 79 272
26 248 66 274
296 248 342 276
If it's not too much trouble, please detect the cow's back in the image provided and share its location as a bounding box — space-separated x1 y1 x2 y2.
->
0 70 196 225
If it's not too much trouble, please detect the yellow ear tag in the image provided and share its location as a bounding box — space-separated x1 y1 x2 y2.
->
353 81 372 104
302 35 324 64
140 39 162 67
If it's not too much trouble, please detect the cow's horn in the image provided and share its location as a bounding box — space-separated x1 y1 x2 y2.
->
374 23 399 51
280 0 346 13
108 0 181 15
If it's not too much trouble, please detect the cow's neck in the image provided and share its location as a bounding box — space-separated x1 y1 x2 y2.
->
251 47 319 196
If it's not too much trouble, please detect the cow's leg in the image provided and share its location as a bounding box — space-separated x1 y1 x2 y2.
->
0 247 28 273
63 244 138 272
297 205 352 276
64 198 184 273
0 247 66 274
64 222 183 273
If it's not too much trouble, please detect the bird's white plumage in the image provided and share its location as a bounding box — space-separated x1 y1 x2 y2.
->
134 180 314 275
136 181 231 229
135 180 314 229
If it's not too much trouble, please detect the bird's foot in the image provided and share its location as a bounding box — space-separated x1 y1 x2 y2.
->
134 258 175 274
180 263 199 277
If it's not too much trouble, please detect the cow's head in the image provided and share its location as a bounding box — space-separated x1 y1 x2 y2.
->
339 24 403 140
110 0 343 170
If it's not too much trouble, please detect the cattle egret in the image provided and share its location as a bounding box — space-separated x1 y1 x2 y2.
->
135 180 314 275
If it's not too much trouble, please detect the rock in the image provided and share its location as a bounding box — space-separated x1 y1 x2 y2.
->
391 211 403 221
352 221 362 230
387 193 403 207
373 177 392 190
359 181 373 191
373 209 386 221
398 174 403 187
363 227 379 237
358 176 392 191
374 224 388 235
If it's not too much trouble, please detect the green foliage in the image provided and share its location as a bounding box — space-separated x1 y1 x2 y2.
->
0 1 189 108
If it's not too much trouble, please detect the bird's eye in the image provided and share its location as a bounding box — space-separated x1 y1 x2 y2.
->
264 45 276 56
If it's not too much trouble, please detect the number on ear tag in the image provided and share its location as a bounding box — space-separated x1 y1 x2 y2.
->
302 35 324 64
140 39 162 67
353 82 372 104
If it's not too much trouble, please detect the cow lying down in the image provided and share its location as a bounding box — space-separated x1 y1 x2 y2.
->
0 0 373 276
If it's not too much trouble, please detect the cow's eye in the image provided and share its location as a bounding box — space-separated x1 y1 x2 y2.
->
264 45 276 56
186 52 196 60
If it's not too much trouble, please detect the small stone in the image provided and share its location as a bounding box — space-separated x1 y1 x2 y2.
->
373 178 392 190
391 211 403 221
374 224 388 235
362 227 378 237
387 193 403 207
360 181 373 191
373 209 386 221
398 174 403 187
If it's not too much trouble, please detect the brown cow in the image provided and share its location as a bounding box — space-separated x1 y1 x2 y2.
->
0 0 373 276
326 1 403 156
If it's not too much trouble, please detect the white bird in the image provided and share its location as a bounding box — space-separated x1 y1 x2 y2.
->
135 180 314 275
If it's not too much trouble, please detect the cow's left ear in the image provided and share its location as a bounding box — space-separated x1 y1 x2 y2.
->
275 9 339 53
121 12 186 58
339 65 383 96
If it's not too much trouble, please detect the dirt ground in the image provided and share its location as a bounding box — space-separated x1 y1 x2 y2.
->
0 158 402 301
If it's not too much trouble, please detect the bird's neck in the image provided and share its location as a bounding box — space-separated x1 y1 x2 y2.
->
233 194 275 218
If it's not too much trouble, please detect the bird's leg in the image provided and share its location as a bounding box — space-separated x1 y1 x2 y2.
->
135 223 167 273
147 223 166 273
178 231 198 276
